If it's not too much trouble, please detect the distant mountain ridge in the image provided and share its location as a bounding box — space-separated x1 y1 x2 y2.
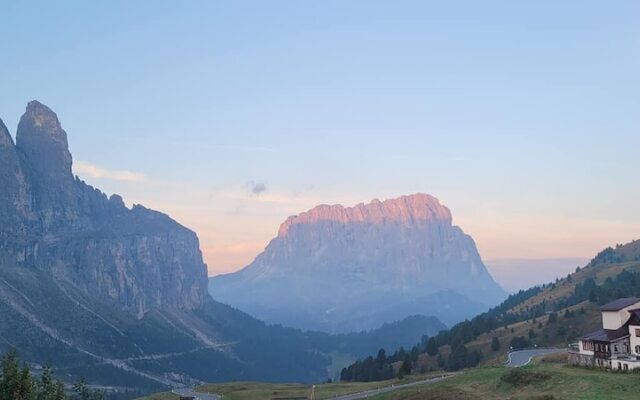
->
210 194 507 332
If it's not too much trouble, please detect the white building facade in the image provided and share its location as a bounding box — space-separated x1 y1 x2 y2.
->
569 297 640 371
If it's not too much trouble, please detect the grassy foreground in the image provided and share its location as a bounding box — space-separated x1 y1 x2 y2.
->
139 354 640 400
137 372 446 400
370 355 640 400
136 393 178 400
198 372 449 400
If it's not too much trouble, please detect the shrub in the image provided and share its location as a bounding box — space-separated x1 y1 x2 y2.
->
500 368 551 387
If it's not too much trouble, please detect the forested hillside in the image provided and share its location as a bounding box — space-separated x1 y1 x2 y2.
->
341 240 640 382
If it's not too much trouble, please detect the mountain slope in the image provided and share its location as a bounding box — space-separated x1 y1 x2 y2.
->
415 241 640 371
0 101 446 396
0 102 207 316
341 239 640 380
210 194 507 332
0 102 332 392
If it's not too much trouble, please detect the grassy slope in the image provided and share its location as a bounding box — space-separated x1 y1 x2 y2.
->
196 373 450 400
415 298 603 369
511 261 640 315
139 355 640 400
371 355 640 400
135 394 178 400
414 242 640 372
136 373 448 400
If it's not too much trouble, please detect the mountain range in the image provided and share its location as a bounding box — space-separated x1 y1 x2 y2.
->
210 194 507 332
0 101 446 396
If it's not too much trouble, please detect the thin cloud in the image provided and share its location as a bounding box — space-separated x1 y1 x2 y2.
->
248 181 268 196
74 161 148 183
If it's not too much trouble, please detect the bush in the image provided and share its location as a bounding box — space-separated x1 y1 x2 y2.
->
500 368 551 387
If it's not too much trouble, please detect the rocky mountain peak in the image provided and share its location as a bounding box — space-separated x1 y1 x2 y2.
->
25 100 61 126
16 100 73 184
278 193 452 236
211 193 506 332
1 101 209 316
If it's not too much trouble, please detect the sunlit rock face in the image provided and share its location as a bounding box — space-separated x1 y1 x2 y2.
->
0 101 208 317
210 194 507 333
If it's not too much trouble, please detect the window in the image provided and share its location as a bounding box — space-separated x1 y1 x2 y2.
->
624 364 629 371
635 328 640 337
635 345 640 354
614 345 619 352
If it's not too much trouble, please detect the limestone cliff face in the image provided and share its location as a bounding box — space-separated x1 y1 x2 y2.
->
210 194 507 332
0 101 208 317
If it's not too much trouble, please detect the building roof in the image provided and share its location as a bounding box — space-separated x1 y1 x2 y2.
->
580 326 630 342
599 297 640 311
581 309 640 342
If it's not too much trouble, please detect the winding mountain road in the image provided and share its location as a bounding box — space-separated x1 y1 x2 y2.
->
506 348 566 367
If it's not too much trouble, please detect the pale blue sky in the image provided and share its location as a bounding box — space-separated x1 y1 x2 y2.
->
1 1 639 276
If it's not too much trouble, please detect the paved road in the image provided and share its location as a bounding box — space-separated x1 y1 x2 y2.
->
172 388 220 400
506 348 566 367
332 375 452 400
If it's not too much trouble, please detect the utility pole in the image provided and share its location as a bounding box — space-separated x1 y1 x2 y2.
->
310 384 316 400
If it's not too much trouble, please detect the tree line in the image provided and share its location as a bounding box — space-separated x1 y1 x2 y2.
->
340 282 562 381
0 351 104 400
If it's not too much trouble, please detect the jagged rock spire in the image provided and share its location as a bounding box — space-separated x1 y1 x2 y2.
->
16 100 72 175
15 101 74 209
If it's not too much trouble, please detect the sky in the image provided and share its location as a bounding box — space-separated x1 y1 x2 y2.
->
1 1 639 278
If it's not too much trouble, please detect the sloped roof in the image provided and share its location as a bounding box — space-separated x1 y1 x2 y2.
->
580 327 629 342
599 297 640 311
581 308 640 342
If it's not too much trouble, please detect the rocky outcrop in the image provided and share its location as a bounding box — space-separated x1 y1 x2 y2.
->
210 194 507 332
0 101 208 317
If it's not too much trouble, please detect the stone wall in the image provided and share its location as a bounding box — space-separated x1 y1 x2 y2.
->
568 351 595 367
